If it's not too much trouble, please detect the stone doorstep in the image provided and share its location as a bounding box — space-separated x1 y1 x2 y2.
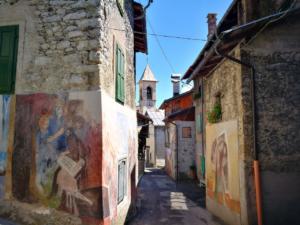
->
0 200 82 225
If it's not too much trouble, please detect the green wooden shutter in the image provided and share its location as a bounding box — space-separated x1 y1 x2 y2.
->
0 26 18 94
116 45 125 103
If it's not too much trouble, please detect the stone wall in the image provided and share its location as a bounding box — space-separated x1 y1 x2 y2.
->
177 121 195 179
0 0 136 108
243 15 300 225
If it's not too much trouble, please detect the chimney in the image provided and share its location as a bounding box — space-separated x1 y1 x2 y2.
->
171 74 181 97
207 13 217 39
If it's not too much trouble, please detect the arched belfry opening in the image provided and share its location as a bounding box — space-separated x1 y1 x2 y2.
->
147 86 152 100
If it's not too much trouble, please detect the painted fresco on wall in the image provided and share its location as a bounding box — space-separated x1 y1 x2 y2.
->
101 91 137 222
0 95 12 198
206 120 240 214
12 92 104 225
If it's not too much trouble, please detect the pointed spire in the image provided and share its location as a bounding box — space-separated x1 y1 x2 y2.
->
139 64 157 82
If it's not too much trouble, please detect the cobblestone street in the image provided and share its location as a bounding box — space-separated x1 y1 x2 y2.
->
128 168 223 225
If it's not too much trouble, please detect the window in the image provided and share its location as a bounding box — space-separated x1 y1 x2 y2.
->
0 25 18 94
117 0 124 16
146 86 152 100
182 127 192 138
115 44 125 103
118 159 127 203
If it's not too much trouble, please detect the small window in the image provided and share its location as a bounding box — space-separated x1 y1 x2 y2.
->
0 25 18 94
118 159 127 203
146 86 152 100
182 127 192 138
117 0 124 16
115 44 125 103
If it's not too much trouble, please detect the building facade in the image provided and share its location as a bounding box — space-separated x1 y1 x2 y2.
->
160 88 196 180
183 1 300 225
0 0 147 225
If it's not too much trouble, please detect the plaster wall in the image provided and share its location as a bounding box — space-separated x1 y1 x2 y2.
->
0 90 137 225
155 126 165 167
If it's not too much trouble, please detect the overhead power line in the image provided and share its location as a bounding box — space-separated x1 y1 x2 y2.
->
146 18 193 88
107 27 207 41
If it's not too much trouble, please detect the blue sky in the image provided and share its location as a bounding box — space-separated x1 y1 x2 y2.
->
135 0 232 107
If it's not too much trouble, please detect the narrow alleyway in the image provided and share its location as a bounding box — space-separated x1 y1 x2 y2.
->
128 168 223 225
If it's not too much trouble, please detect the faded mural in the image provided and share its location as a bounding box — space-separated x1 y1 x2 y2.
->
206 120 241 215
0 91 137 225
0 96 12 198
101 91 137 222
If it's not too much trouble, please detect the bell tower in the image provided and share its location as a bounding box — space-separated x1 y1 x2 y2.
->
139 65 157 113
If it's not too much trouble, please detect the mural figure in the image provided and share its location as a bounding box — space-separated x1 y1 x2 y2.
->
206 121 241 214
210 132 229 199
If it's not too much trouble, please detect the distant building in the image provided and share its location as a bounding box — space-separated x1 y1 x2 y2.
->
138 65 166 167
160 75 195 180
183 1 300 225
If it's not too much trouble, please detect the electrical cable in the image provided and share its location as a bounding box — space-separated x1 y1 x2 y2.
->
107 27 207 41
146 18 193 88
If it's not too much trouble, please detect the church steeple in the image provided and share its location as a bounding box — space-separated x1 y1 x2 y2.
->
139 65 157 113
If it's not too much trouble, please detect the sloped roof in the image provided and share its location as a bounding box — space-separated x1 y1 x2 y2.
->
182 1 300 81
139 65 157 82
146 109 165 126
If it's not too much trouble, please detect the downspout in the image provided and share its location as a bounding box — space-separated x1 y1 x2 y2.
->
134 0 154 20
214 44 263 225
201 77 205 182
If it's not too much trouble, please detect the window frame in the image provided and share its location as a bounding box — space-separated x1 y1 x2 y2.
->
118 158 127 204
0 25 18 94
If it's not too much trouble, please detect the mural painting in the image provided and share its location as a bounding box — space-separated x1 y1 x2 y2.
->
206 120 241 215
12 92 103 225
0 95 12 198
101 92 138 222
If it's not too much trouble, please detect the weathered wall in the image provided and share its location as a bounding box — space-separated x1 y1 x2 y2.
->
243 15 300 225
0 90 137 225
165 123 177 180
155 126 165 167
146 123 155 166
193 78 205 183
101 91 138 225
0 0 136 108
203 46 253 225
177 121 195 179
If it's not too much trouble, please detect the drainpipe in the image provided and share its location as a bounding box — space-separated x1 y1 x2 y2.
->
134 0 154 20
214 44 263 225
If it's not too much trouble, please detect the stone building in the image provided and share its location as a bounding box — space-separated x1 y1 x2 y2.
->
182 0 300 225
160 76 196 180
138 65 165 167
0 0 148 225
